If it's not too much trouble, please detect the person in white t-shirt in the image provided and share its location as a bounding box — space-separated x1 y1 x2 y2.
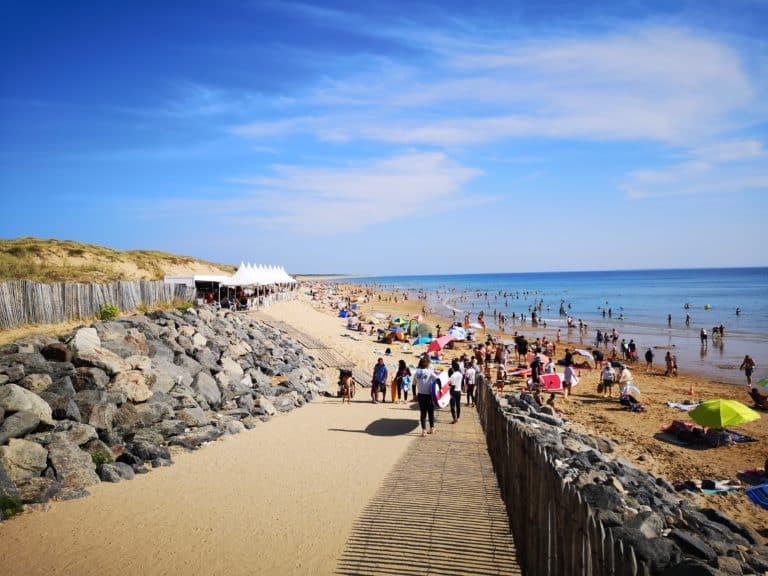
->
464 360 477 407
449 359 463 424
414 356 437 437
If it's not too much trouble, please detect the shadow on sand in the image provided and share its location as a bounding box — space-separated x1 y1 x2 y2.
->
330 418 420 436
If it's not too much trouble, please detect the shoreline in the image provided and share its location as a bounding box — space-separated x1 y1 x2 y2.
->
307 281 768 540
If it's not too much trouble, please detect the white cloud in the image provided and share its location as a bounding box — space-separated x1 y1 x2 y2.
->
232 26 761 147
150 152 482 235
622 139 768 199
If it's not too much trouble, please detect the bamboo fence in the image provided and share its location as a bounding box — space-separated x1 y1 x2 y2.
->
0 280 194 330
477 381 650 576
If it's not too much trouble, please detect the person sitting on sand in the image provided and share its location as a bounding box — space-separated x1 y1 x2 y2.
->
618 365 633 395
749 387 767 409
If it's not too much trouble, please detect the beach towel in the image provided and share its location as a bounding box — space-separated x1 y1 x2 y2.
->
727 431 757 443
746 484 768 511
666 401 700 412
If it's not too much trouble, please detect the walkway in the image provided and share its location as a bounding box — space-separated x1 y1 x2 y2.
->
336 404 521 576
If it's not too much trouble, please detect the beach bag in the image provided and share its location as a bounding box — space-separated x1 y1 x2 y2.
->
597 382 604 394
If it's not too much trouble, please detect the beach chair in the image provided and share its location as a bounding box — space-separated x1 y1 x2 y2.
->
746 484 768 511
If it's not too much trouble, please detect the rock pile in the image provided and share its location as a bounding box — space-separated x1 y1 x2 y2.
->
0 307 328 518
501 392 768 575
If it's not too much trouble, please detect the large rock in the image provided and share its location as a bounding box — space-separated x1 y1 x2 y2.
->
150 357 193 389
192 371 221 409
134 397 175 427
176 406 209 427
668 529 717 563
16 476 60 503
125 355 151 372
100 329 148 358
74 347 131 376
42 393 82 422
174 355 204 378
109 370 152 403
193 348 221 373
220 356 244 379
47 437 100 497
72 367 110 391
0 411 41 445
0 459 20 501
53 421 98 446
70 327 101 353
0 438 48 483
112 403 141 436
0 384 54 425
88 402 117 432
19 373 53 395
41 342 73 363
258 396 277 416
168 426 223 450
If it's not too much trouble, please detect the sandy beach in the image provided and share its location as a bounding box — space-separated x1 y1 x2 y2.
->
319 282 768 540
0 286 765 574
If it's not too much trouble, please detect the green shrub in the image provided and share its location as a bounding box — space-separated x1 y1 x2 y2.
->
91 451 112 466
96 303 120 321
0 496 23 519
176 301 194 313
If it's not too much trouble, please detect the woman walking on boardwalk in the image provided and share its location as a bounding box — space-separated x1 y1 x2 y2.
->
394 360 411 403
449 359 463 424
414 356 437 437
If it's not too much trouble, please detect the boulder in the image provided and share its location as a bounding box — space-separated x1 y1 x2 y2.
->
72 367 110 391
0 438 48 483
98 463 123 483
150 419 186 438
46 375 76 398
168 426 223 450
661 559 720 576
70 327 101 353
192 371 221 409
0 459 20 501
41 343 73 363
100 329 148 358
0 383 54 425
19 373 53 395
128 436 170 462
174 355 204 378
16 477 60 503
193 348 221 373
42 393 82 422
74 389 106 421
220 356 244 379
258 396 277 416
627 511 665 539
150 357 193 389
109 370 152 403
47 437 100 497
0 411 41 445
112 403 141 436
74 347 131 376
125 355 151 372
113 461 135 480
176 406 209 428
4 364 25 382
191 333 207 349
225 420 245 435
87 402 117 432
51 421 98 446
134 397 175 427
668 529 717 563
0 374 8 385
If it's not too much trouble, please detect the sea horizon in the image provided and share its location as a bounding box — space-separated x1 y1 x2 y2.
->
333 267 768 385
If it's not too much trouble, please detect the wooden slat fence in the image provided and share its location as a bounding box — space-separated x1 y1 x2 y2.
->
476 381 649 576
0 280 194 330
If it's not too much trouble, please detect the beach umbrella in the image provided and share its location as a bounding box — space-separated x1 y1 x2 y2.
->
412 314 424 321
689 399 760 429
427 335 454 353
755 377 768 393
447 326 467 340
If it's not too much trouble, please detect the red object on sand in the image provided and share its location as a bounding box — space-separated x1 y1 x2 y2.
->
427 335 454 353
539 373 564 391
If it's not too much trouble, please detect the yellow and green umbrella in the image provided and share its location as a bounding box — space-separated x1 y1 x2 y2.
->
689 399 761 429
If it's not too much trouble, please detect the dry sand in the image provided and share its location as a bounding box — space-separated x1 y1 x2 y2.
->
0 299 422 575
326 283 768 539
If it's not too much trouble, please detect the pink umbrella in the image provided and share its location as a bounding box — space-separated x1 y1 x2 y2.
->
428 335 454 353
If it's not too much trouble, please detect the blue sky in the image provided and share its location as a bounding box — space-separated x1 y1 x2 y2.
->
1 0 766 275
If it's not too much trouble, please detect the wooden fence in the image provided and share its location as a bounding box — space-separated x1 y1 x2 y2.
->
0 280 195 330
477 382 649 576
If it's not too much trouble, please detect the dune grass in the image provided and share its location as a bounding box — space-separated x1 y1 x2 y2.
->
0 237 235 283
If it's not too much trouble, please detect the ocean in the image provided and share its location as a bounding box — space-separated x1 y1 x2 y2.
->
339 268 768 385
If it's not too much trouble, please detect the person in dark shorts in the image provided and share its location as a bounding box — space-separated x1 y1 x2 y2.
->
371 357 388 403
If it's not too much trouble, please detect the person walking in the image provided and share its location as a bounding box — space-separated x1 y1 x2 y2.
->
414 356 437 437
740 355 756 387
464 359 477 407
394 359 411 403
563 363 578 400
700 328 708 348
644 348 654 372
371 357 388 403
601 362 616 397
449 359 463 424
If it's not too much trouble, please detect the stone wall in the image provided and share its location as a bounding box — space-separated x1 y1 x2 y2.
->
477 383 768 575
0 306 328 517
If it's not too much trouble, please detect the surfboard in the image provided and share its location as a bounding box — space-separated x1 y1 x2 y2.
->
433 371 451 409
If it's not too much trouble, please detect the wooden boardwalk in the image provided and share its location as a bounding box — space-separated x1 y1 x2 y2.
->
335 404 522 576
